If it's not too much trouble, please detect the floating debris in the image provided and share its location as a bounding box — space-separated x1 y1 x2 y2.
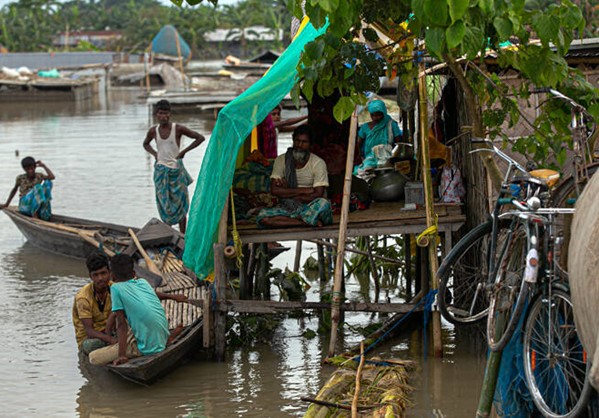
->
304 355 414 417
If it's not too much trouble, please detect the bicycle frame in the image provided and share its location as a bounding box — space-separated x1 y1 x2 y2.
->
499 207 575 341
470 141 540 284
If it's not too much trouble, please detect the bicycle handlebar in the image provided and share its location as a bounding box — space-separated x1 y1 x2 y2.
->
532 88 593 120
470 138 529 175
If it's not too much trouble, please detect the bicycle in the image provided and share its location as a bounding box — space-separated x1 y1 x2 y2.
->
542 88 598 207
437 89 596 326
437 140 557 325
486 203 592 417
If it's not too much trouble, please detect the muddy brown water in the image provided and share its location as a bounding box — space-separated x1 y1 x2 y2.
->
0 87 485 417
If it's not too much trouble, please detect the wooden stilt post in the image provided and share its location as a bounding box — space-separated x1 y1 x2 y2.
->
317 243 327 291
212 197 229 360
328 108 358 357
365 236 380 303
294 240 302 272
239 244 248 299
418 64 443 358
404 234 412 299
213 243 226 361
244 243 256 299
203 286 213 348
255 243 270 299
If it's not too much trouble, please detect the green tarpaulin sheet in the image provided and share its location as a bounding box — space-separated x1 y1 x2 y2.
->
183 21 328 279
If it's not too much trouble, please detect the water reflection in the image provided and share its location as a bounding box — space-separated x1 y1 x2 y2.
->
0 87 486 417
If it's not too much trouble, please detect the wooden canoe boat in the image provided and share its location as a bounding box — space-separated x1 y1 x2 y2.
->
1 207 205 384
1 206 134 259
104 249 205 385
106 317 203 385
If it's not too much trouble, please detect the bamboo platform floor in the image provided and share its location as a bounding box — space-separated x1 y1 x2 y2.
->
156 253 203 330
235 202 465 250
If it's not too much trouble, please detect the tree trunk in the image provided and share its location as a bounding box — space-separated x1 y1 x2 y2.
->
444 55 503 192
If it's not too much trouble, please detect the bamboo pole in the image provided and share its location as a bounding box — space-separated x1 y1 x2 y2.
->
174 28 186 88
418 63 443 358
476 344 503 417
352 341 366 418
328 108 358 357
145 44 151 94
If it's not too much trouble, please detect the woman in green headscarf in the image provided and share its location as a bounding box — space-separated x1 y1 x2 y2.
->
353 100 402 176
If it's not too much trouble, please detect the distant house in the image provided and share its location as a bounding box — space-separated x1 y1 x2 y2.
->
204 26 283 43
0 43 7 53
53 31 122 49
203 26 284 58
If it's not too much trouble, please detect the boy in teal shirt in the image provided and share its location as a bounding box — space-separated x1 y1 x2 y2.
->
89 254 186 366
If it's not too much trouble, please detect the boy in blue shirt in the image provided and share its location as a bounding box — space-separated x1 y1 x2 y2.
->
89 254 186 366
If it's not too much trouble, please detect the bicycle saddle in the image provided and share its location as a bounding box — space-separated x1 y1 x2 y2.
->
528 169 560 188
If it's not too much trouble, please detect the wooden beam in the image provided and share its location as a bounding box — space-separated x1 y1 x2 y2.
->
217 299 419 314
237 217 465 243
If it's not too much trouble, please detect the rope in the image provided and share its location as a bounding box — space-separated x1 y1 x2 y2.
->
416 214 438 247
351 289 438 364
229 189 243 268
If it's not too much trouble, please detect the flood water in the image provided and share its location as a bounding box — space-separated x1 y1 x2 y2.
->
0 85 485 417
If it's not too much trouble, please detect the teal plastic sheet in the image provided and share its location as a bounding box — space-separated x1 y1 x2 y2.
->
152 25 191 60
183 21 328 279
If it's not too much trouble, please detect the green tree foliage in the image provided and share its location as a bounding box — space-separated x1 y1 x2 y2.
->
177 0 598 168
294 0 598 169
0 0 291 58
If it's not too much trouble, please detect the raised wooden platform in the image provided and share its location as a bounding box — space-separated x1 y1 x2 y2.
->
235 202 465 251
0 77 98 101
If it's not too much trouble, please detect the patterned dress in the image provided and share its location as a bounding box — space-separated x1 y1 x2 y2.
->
15 173 52 220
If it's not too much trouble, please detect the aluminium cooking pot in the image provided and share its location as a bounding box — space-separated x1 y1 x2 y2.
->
369 168 409 202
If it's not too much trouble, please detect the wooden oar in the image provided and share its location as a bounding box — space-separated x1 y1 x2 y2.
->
128 228 162 277
79 232 116 257
25 214 114 256
29 216 97 236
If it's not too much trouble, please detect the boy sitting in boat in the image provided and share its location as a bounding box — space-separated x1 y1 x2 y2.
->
143 99 205 234
88 254 187 366
0 156 55 220
72 253 116 355
257 125 332 228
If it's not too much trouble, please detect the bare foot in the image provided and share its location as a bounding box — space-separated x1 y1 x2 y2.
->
167 323 185 346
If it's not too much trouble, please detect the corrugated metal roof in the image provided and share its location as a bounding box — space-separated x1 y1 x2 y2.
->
0 52 142 70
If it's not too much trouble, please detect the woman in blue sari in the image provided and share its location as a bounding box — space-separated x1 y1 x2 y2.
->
0 156 55 220
353 100 402 176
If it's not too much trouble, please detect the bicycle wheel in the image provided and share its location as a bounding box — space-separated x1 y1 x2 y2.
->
437 219 511 324
523 289 592 418
487 224 530 352
550 163 599 207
